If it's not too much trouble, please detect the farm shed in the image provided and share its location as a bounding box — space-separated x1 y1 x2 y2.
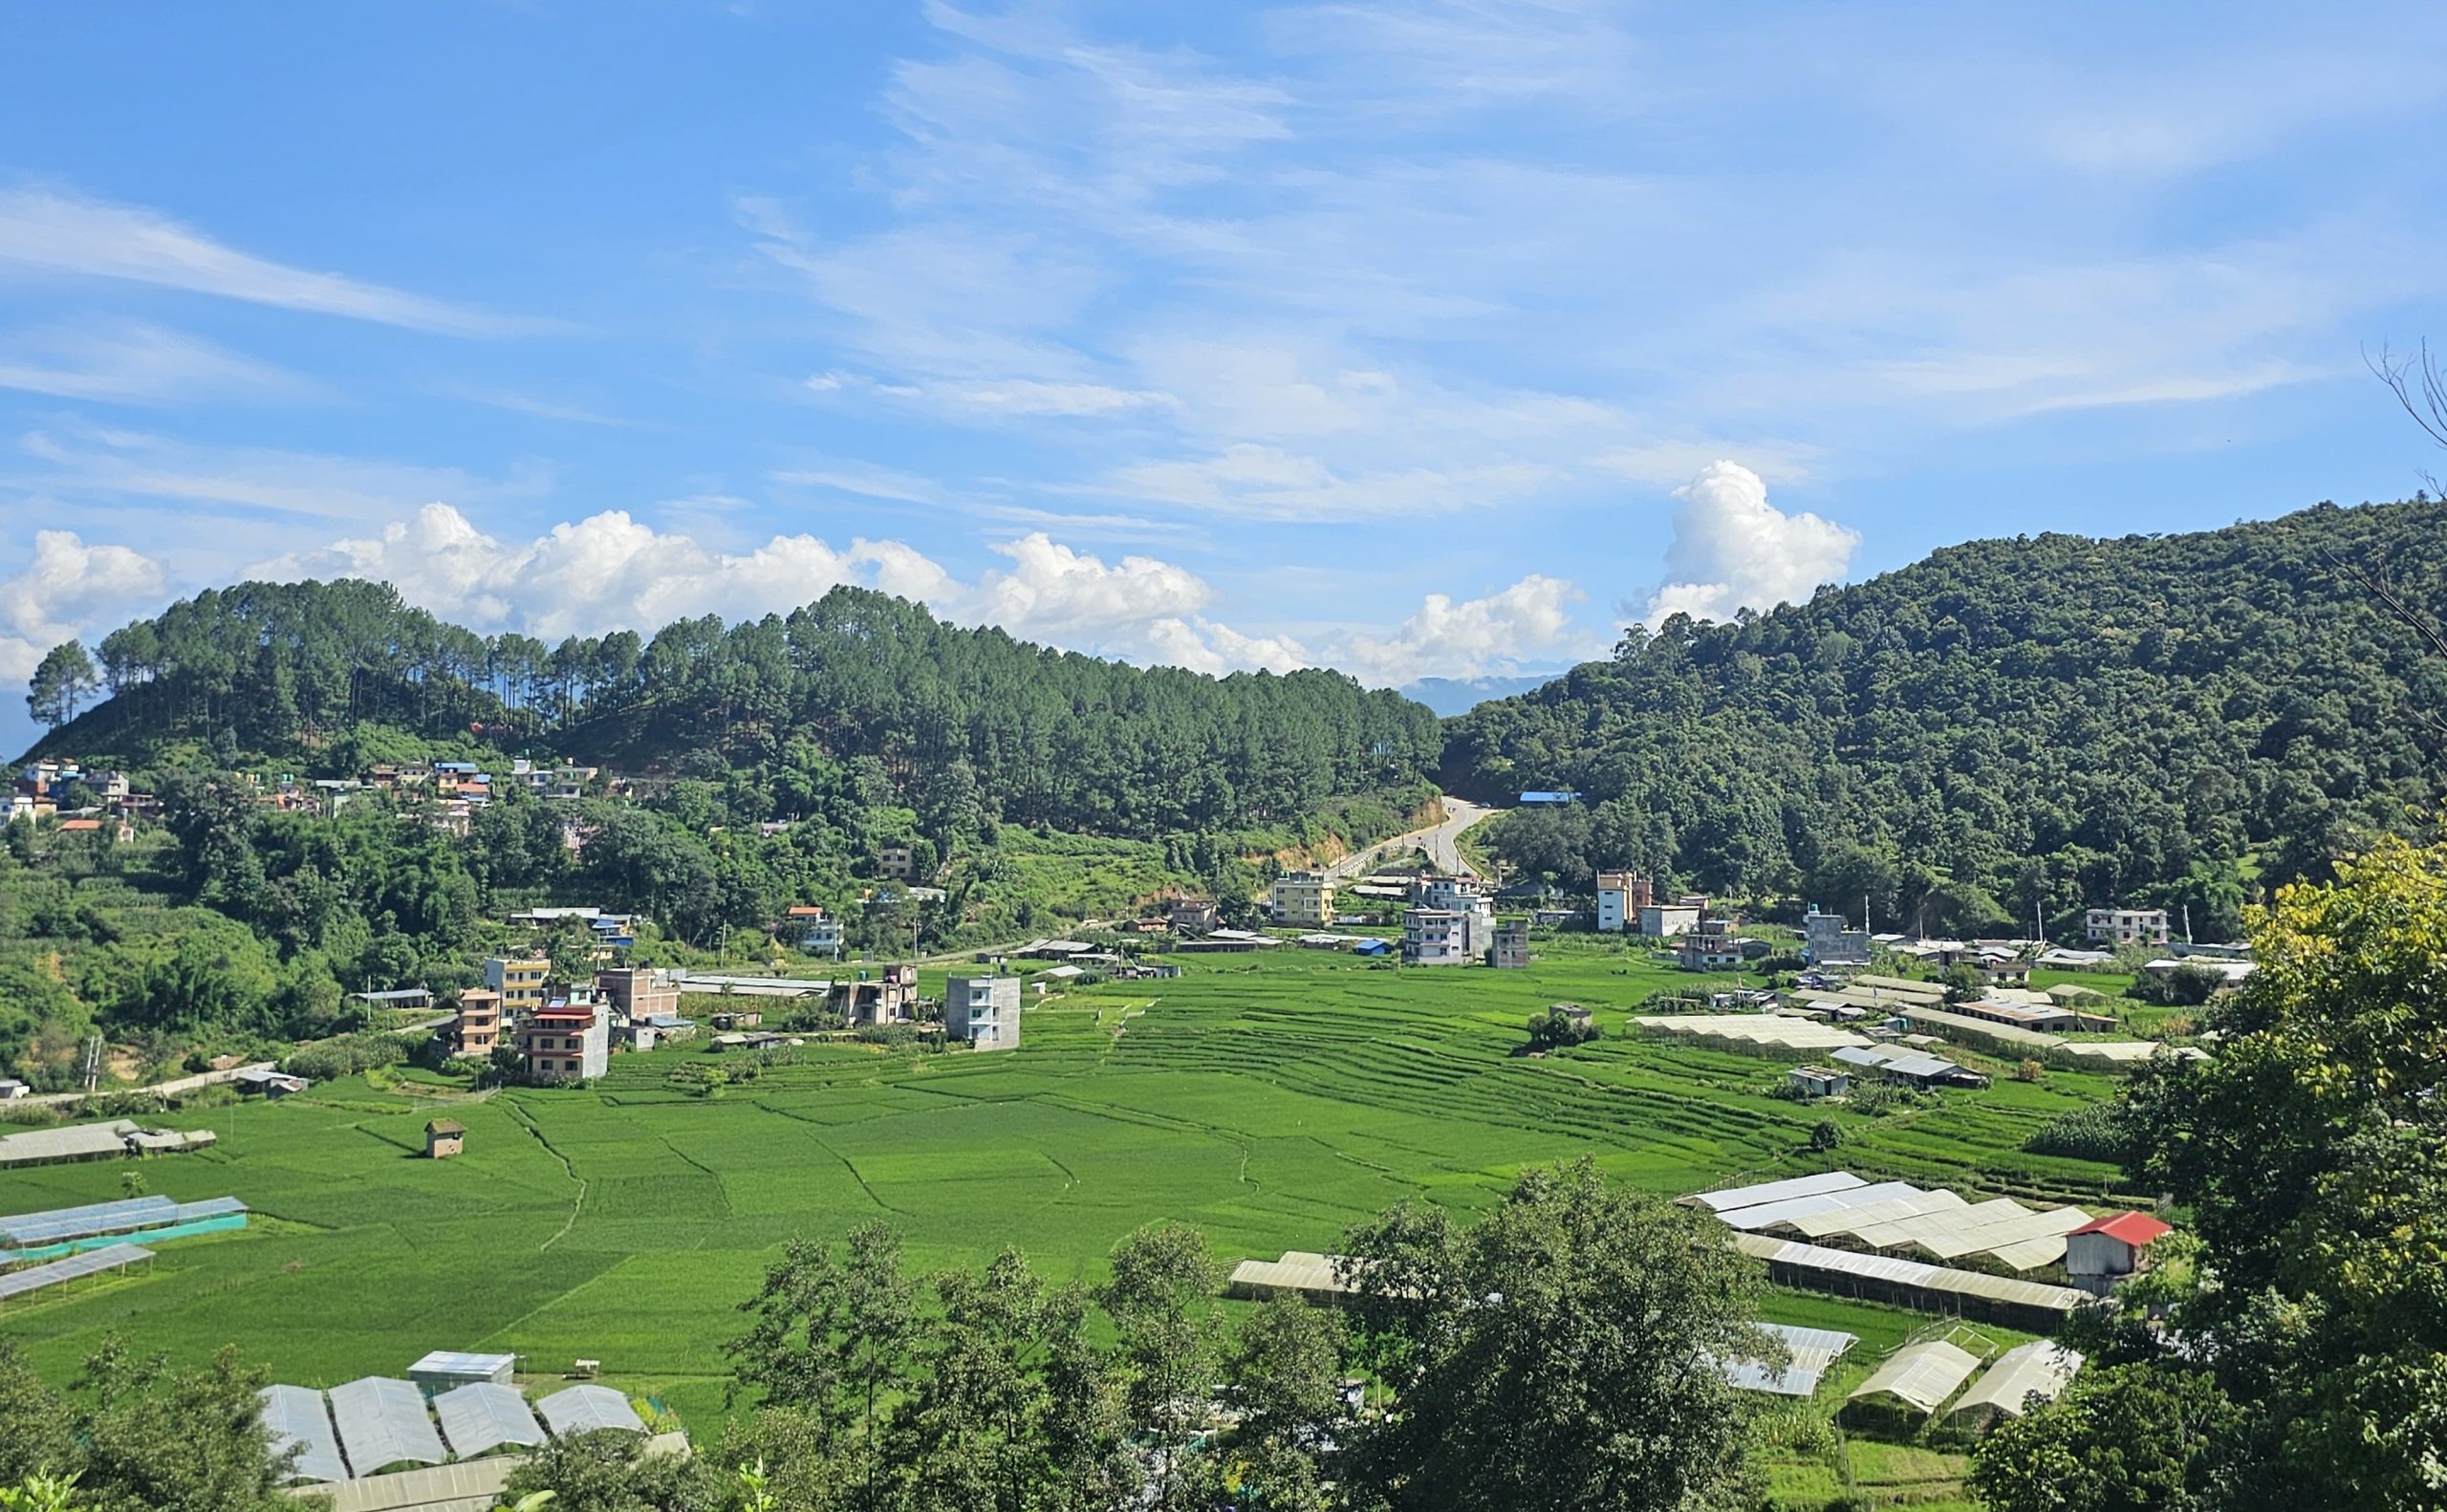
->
0 1242 155 1311
423 1121 466 1159
309 1458 518 1512
260 1383 350 1483
1730 1233 2089 1332
2065 1210 2175 1293
1711 1323 1858 1396
1846 1339 1982 1417
409 1350 514 1391
432 1382 547 1457
1683 1170 1870 1213
1948 1341 2083 1428
329 1377 449 1476
538 1384 646 1436
1228 1251 1360 1304
1634 1014 1873 1056
0 1121 213 1168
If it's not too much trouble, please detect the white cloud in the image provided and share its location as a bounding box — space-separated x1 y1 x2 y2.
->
0 529 166 680
1104 443 1552 521
0 187 518 335
1644 462 1858 627
958 532 1210 637
13 426 553 524
1331 574 1594 685
253 503 951 642
1144 616 1311 677
0 321 299 405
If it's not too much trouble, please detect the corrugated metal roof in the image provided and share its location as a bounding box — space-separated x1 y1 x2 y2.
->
329 1377 446 1474
1731 1232 2090 1314
1714 1180 1925 1232
1951 1341 2082 1421
259 1385 350 1483
1684 1171 1866 1213
1849 1340 1981 1414
1713 1322 1859 1396
1228 1250 1357 1296
2068 1211 2173 1245
536 1384 644 1436
433 1383 546 1458
308 1458 518 1512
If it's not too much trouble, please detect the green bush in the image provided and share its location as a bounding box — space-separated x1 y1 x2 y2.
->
2024 1101 2131 1163
284 1030 408 1082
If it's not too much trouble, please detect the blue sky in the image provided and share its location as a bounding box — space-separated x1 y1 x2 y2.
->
6 1 2447 750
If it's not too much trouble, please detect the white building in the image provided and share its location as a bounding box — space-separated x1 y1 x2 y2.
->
944 976 1022 1050
1638 903 1701 939
1413 875 1490 919
1403 908 1485 965
1594 871 1650 933
2086 907 2169 946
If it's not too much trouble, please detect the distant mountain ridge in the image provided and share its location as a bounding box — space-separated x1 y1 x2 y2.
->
1444 498 2447 939
1399 673 1564 717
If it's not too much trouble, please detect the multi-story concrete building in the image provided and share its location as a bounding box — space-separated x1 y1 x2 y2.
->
2086 908 2169 947
877 845 915 880
1805 906 1873 967
1412 875 1490 918
485 955 550 1015
519 1001 607 1083
1270 872 1335 927
944 976 1022 1050
1403 907 1485 965
1594 871 1653 933
1167 896 1220 935
1490 918 1531 969
451 988 504 1059
593 967 679 1026
826 963 920 1026
1677 928 1745 972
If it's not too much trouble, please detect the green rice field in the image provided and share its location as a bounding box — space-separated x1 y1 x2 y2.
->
0 937 2121 1498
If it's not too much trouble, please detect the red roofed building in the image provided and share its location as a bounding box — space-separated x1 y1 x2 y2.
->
56 818 103 832
2066 1211 2174 1294
519 1002 608 1084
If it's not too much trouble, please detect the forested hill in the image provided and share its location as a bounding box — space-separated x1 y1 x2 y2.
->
1447 498 2447 939
32 581 1442 837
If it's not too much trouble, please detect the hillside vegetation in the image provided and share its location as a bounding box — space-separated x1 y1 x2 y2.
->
1449 498 2447 938
36 580 1441 838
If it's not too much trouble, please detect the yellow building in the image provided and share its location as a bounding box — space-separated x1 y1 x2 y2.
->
485 955 550 1014
1269 871 1335 927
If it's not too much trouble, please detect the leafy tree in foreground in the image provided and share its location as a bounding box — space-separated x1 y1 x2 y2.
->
1336 1158 1771 1512
1983 830 2447 1509
498 1428 725 1512
1972 1363 2241 1512
1098 1221 1225 1511
0 1336 288 1512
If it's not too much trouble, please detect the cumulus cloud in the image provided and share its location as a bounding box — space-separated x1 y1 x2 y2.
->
145 503 1600 699
0 529 167 680
254 503 951 641
1643 462 1859 626
1331 574 1594 685
959 532 1210 637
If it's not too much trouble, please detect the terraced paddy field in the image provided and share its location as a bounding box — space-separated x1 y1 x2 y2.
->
0 939 2121 1501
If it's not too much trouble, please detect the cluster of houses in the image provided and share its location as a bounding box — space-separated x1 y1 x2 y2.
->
11 759 146 835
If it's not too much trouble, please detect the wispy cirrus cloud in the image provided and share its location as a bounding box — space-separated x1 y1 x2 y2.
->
0 321 301 405
0 186 526 335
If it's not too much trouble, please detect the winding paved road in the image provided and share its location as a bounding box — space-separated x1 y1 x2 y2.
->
1327 795 1496 880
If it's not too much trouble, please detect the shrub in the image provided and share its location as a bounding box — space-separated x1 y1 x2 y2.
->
2 1100 63 1128
1809 1119 1843 1152
2024 1101 2132 1163
285 1030 408 1083
2013 1058 2046 1083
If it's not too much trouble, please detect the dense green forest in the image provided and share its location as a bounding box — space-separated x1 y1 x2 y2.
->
1451 498 2447 939
33 580 1441 837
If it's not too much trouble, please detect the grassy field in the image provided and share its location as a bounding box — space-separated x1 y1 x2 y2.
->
0 937 2120 1501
